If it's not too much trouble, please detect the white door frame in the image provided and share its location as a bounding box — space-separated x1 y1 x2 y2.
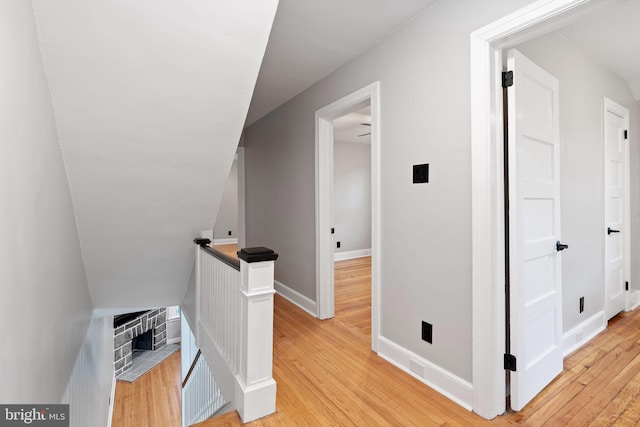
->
470 0 602 419
603 97 631 315
237 146 246 249
315 82 381 352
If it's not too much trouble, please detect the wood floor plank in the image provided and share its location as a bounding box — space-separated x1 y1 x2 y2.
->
116 254 640 426
112 350 181 427
209 243 239 260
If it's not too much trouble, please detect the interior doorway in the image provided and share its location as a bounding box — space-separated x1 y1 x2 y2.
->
332 105 373 337
211 146 245 260
471 0 637 418
315 82 380 351
603 97 631 320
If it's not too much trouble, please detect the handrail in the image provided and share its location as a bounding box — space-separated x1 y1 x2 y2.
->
192 238 278 423
182 349 202 388
201 245 240 271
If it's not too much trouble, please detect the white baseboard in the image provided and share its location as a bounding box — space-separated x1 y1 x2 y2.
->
274 280 317 318
107 372 116 427
167 337 181 345
629 290 640 311
562 311 606 357
213 238 238 245
377 337 473 410
334 248 371 261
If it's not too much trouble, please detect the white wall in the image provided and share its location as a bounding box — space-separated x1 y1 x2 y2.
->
0 0 94 404
244 0 537 383
515 33 639 332
63 316 114 427
333 141 371 255
166 306 181 344
214 160 239 241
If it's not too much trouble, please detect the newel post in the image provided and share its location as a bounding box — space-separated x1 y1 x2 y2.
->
235 247 278 423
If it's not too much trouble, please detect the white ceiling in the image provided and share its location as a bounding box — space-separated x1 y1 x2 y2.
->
558 0 640 100
333 106 372 144
32 0 278 309
244 0 439 126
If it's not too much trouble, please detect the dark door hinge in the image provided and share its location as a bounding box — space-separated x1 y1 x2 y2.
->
624 130 628 140
502 71 514 88
504 353 517 371
626 281 629 291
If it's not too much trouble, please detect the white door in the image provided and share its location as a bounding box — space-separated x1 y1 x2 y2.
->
604 98 629 320
507 49 563 411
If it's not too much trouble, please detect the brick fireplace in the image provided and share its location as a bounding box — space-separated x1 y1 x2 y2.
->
113 308 167 377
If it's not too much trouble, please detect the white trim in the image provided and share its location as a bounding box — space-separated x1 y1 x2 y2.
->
107 372 116 427
470 0 599 419
274 280 318 317
603 97 631 315
629 290 640 311
237 146 246 249
213 238 239 245
167 315 181 344
315 81 381 352
562 311 606 357
377 337 473 410
334 248 371 261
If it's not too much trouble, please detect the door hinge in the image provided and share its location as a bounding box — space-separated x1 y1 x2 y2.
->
502 71 514 88
624 130 628 140
504 353 517 371
626 281 629 291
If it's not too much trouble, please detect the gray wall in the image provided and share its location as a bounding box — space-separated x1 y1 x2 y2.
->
334 141 371 255
244 0 536 382
214 159 239 241
0 0 95 405
515 33 639 332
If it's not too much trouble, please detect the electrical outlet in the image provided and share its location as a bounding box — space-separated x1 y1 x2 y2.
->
337 241 341 249
413 164 429 183
579 296 584 313
421 321 432 344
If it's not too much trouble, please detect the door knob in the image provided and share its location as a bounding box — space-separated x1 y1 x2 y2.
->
607 227 620 235
556 241 568 252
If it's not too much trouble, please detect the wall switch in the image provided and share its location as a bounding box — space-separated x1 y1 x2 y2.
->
421 321 432 344
413 164 429 183
579 297 584 313
337 241 341 249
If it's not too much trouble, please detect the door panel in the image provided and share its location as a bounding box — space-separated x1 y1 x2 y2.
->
604 99 629 320
507 49 562 412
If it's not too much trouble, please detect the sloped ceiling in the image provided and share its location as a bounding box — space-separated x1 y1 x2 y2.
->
32 0 278 309
245 0 438 126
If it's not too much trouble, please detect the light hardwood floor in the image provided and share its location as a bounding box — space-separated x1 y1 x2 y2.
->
112 350 181 426
115 254 640 426
210 243 239 260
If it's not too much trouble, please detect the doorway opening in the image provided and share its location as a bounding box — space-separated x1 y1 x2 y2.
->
315 82 381 352
471 0 636 418
332 105 373 337
210 146 245 261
